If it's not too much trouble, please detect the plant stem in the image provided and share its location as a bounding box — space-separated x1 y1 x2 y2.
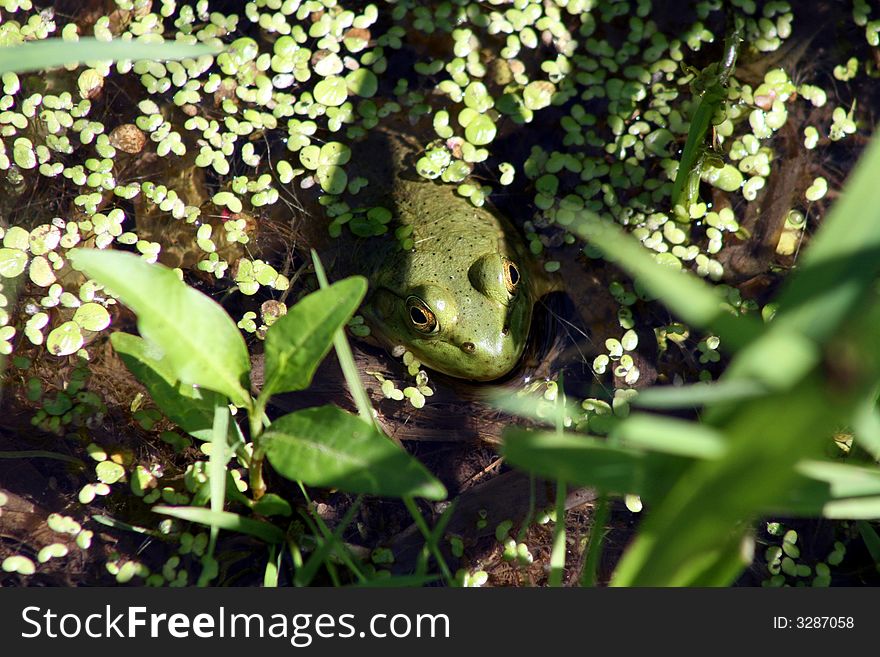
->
549 378 567 586
311 249 376 427
580 495 609 587
548 479 567 586
404 495 453 584
248 398 268 500
207 401 230 564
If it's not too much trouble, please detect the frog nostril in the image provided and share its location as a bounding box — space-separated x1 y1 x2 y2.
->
501 327 509 336
461 341 476 354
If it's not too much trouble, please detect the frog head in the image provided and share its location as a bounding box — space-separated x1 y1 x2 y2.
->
363 252 535 381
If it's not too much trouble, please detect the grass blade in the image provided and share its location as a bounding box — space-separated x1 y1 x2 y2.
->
311 250 375 425
612 414 727 459
633 380 767 409
579 495 609 587
153 506 284 544
572 216 762 350
0 37 219 75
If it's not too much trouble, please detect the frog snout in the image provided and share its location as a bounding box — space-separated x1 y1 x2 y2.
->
460 341 476 354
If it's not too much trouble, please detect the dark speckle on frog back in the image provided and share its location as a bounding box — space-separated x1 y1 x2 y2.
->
324 126 557 381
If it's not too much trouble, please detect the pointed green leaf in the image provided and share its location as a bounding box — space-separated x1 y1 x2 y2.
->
152 506 284 544
571 216 762 350
252 493 293 518
501 427 690 500
633 380 767 409
0 37 220 76
111 332 231 442
69 249 250 406
261 276 367 399
263 405 446 500
612 414 727 459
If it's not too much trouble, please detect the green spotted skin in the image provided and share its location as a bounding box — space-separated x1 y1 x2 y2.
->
336 127 551 381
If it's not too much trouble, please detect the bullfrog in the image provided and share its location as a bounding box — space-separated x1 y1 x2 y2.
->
325 126 557 382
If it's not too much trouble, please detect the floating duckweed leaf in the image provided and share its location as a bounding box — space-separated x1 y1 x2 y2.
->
264 405 446 500
73 302 110 331
805 177 828 202
313 75 348 106
276 160 294 183
464 113 496 146
37 543 68 563
96 460 126 484
13 137 36 169
523 81 555 110
299 145 321 170
463 81 493 112
0 248 27 278
345 67 378 97
28 225 61 255
46 321 84 356
703 163 743 192
2 555 35 575
28 256 55 287
316 165 348 194
3 227 29 250
319 141 351 166
213 191 243 213
313 52 343 77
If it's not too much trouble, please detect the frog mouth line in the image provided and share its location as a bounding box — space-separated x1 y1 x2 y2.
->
362 286 531 382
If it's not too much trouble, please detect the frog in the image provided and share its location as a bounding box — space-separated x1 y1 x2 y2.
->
323 125 558 382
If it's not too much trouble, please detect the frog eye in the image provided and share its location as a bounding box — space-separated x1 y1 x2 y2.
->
406 296 439 334
503 258 521 294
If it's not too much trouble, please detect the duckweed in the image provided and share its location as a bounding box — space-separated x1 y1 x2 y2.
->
0 0 872 587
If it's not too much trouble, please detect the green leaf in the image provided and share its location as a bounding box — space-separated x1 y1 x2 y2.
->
0 248 27 278
856 521 880 564
311 251 375 425
633 380 767 409
523 80 555 110
152 506 284 544
252 493 293 518
852 391 880 461
612 414 727 459
111 332 232 442
770 135 880 345
208 402 231 556
793 460 880 502
69 249 250 406
0 37 220 75
263 405 446 500
261 276 367 399
73 302 111 331
313 75 348 106
345 68 378 97
316 164 348 194
611 378 844 586
501 427 689 500
571 216 762 350
464 113 496 146
46 320 84 356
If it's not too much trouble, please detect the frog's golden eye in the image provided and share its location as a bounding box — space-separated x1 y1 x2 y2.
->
406 296 439 334
503 258 521 294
